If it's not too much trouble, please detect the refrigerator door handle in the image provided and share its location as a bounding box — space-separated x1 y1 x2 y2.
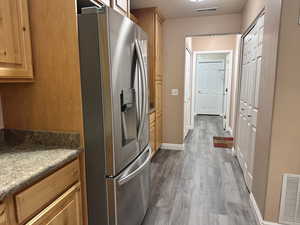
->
117 147 151 186
139 40 148 114
135 40 147 139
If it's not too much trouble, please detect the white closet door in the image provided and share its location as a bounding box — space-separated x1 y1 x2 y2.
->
236 14 264 191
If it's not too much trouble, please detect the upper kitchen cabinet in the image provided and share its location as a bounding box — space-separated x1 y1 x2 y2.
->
111 0 130 17
131 7 164 106
0 0 33 82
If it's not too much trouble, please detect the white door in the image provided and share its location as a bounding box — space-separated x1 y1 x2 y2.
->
195 60 225 115
236 14 264 191
184 49 192 138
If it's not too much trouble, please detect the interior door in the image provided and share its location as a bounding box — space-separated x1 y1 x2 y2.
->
195 60 225 115
184 48 192 138
236 14 264 191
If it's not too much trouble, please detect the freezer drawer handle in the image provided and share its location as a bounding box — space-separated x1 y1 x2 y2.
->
118 147 151 186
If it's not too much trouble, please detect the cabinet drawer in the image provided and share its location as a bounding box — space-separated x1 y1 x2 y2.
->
25 183 82 225
15 159 80 223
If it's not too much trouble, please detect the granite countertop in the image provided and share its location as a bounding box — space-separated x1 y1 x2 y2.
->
0 129 81 202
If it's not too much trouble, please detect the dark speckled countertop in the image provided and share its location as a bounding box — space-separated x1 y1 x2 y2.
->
0 129 81 201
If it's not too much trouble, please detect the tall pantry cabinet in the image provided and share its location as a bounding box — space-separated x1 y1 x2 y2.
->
132 7 164 156
236 14 265 191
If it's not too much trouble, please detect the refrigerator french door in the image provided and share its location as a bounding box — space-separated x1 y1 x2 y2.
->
78 6 150 225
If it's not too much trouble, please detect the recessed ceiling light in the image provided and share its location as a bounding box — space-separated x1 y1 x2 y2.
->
190 0 206 2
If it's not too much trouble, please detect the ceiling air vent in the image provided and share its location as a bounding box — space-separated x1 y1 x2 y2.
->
195 7 218 13
279 174 300 225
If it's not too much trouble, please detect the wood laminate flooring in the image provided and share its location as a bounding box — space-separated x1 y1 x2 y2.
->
142 115 257 225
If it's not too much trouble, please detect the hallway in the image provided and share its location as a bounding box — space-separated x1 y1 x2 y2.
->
142 116 257 225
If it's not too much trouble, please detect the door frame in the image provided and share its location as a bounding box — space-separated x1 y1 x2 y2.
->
192 50 233 131
183 47 193 138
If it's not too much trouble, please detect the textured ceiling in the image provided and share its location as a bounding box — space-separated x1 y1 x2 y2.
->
131 0 247 19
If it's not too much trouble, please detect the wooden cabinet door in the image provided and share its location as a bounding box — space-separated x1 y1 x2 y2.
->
111 0 130 16
0 0 22 64
0 0 33 81
26 183 82 225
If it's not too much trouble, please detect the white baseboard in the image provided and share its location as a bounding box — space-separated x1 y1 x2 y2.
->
160 143 184 151
249 193 283 225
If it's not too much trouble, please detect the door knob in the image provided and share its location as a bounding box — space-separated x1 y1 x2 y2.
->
248 115 252 118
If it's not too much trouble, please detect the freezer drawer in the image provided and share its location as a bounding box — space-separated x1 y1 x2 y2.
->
107 146 151 225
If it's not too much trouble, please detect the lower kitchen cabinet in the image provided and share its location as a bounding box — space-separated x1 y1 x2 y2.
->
25 183 82 225
0 159 83 225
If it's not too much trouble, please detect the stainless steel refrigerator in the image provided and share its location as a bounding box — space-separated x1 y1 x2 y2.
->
78 6 151 225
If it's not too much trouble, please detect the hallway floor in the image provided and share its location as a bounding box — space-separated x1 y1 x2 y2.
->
142 115 257 225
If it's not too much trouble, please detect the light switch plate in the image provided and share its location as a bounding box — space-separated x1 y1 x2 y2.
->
298 15 300 25
171 89 179 96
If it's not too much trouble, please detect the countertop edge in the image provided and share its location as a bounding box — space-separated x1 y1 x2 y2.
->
0 149 81 202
